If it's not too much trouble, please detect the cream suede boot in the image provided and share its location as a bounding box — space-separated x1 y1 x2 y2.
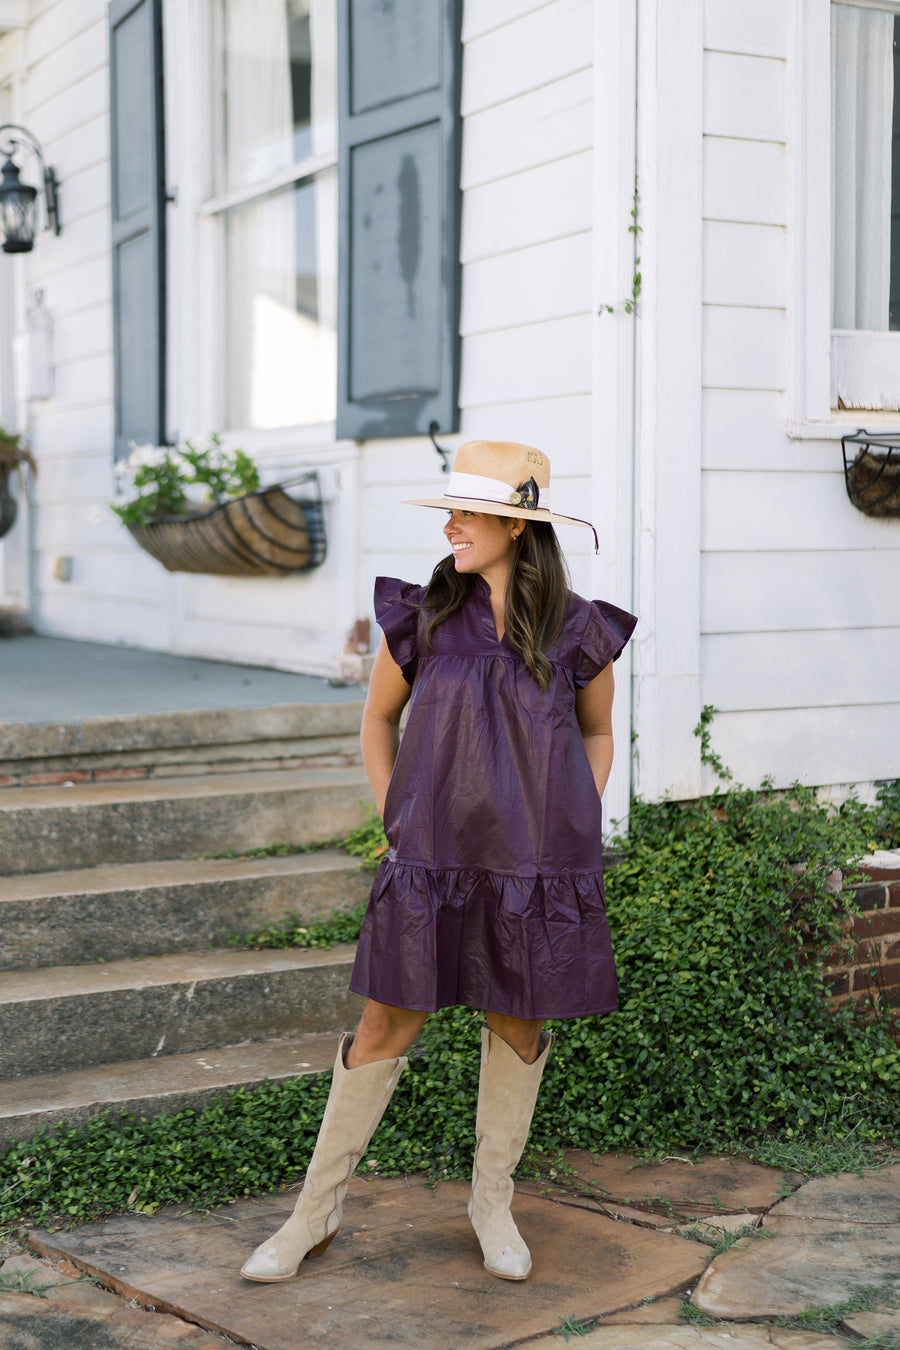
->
241 1033 407 1282
467 1025 553 1281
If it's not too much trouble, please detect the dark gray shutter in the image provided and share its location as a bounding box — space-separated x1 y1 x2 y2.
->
109 0 166 458
336 0 461 440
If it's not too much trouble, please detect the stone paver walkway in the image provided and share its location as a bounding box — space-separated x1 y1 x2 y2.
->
3 1153 898 1350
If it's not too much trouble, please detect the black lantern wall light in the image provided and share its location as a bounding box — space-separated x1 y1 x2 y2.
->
0 124 60 254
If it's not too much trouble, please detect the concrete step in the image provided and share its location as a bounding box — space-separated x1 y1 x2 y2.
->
0 1031 342 1147
0 699 366 785
0 850 372 970
0 766 373 875
0 945 363 1079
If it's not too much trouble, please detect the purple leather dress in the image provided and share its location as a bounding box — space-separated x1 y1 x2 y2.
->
349 576 637 1020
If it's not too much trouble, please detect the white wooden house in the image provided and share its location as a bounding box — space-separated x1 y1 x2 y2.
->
0 0 898 829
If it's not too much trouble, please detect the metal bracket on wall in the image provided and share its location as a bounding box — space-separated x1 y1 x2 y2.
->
428 421 452 474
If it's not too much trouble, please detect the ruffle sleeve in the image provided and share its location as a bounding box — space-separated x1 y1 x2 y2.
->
373 577 425 684
574 598 638 688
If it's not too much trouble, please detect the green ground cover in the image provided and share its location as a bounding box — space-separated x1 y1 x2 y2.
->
2 762 898 1233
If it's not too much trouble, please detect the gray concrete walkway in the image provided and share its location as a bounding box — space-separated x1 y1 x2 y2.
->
0 634 362 725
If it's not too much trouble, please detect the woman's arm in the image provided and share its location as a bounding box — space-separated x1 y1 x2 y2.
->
360 635 413 818
574 661 616 800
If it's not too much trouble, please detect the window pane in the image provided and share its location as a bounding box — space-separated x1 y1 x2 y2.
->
216 0 337 192
225 171 337 428
832 3 899 329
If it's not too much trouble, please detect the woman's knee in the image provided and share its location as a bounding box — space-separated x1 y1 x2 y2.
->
347 1000 426 1066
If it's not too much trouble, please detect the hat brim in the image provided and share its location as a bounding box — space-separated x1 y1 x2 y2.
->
402 495 593 529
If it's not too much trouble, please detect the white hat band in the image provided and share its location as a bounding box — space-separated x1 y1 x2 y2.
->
445 470 550 511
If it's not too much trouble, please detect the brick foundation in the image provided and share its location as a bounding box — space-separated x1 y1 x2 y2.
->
823 868 900 1036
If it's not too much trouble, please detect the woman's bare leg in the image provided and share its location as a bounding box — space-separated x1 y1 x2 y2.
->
345 998 428 1067
484 1011 545 1063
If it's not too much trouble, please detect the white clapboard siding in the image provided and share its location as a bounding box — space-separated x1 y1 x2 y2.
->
35 500 134 551
33 68 107 144
44 547 169 606
702 389 835 471
460 68 592 190
24 21 105 109
704 52 786 143
459 315 592 407
701 550 900 634
42 211 111 272
53 307 112 365
36 255 110 316
170 612 337 676
462 0 591 116
26 0 105 61
175 574 338 633
461 152 593 263
462 0 552 43
29 405 113 455
50 352 113 408
701 705 900 793
702 628 900 711
361 438 464 487
56 163 110 224
702 306 785 390
704 0 789 59
459 395 592 468
37 592 171 652
44 114 107 178
702 470 900 552
702 222 786 308
703 137 786 224
460 233 592 335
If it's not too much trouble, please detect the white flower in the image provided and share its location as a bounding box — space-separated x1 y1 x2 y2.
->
126 443 167 469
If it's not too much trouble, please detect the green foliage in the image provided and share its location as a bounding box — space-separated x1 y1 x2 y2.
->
111 434 260 527
338 805 390 868
598 181 642 316
232 903 368 951
744 1128 887 1177
555 1313 592 1340
3 778 900 1234
872 779 900 850
694 703 733 781
676 1222 772 1259
771 1284 900 1334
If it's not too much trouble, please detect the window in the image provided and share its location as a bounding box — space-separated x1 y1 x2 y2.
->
831 0 900 409
109 0 461 447
207 0 338 430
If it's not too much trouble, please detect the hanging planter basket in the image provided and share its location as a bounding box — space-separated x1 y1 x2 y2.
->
128 472 327 576
841 432 900 518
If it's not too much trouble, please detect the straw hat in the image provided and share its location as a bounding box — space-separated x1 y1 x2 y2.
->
404 440 597 542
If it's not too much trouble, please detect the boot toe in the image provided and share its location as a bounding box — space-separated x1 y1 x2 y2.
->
483 1245 532 1280
240 1244 296 1282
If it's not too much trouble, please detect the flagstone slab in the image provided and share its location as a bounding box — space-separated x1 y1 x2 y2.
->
844 1308 900 1338
27 1174 708 1350
604 1296 686 1323
692 1165 900 1318
532 1151 800 1222
527 1325 854 1349
0 1294 231 1349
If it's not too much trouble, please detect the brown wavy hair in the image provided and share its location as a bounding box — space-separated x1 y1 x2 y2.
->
423 519 570 690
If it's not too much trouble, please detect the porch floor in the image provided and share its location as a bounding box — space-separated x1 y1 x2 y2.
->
0 634 364 725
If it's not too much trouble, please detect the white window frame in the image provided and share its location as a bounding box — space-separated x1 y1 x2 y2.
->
163 0 339 458
789 0 900 435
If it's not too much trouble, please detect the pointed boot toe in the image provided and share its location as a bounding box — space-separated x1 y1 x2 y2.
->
483 1243 532 1281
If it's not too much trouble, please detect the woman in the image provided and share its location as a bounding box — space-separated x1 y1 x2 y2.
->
241 439 637 1285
